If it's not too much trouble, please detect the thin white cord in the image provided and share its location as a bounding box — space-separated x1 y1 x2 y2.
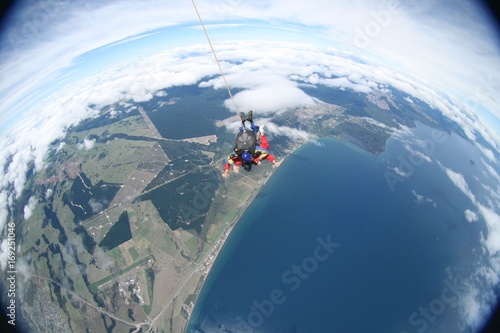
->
191 0 244 128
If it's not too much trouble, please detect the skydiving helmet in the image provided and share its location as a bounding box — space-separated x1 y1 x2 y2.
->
241 151 252 163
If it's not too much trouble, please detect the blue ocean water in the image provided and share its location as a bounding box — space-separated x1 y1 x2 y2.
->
188 123 492 333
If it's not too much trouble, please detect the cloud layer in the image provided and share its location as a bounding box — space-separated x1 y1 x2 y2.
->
1 1 499 126
1 37 499 233
437 160 500 330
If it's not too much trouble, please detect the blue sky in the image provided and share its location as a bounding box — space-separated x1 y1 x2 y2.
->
1 0 499 130
0 0 498 204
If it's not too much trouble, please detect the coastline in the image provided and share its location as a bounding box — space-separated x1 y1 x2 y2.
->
181 144 304 332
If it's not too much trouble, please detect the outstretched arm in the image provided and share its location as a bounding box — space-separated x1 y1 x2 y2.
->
222 154 234 178
223 155 242 178
255 153 281 167
265 154 281 167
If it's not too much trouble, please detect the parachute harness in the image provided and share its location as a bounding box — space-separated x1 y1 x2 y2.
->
191 0 246 131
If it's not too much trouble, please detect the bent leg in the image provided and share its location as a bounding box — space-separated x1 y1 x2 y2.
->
250 123 260 134
259 134 270 150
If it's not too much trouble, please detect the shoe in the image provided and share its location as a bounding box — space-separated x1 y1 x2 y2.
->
246 110 253 123
239 112 247 123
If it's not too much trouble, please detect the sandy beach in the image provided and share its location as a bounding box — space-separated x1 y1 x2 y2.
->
181 151 295 332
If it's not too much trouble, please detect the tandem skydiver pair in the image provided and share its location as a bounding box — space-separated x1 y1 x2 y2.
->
222 111 281 178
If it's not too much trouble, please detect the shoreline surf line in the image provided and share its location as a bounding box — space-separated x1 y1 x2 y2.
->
181 144 305 332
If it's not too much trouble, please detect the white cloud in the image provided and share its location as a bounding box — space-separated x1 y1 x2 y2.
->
1 0 499 128
411 189 436 208
201 70 315 114
441 163 500 257
443 166 477 204
77 138 96 151
456 283 489 332
259 120 315 142
404 96 413 104
0 192 8 231
92 245 116 272
311 139 325 147
0 239 7 271
464 209 479 223
23 196 38 220
88 198 105 214
437 159 500 332
362 117 396 132
309 75 373 93
442 164 500 238
16 253 32 299
478 204 500 256
476 144 496 163
0 1 206 123
393 166 410 177
477 264 500 287
56 142 66 152
219 116 314 143
403 143 433 164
